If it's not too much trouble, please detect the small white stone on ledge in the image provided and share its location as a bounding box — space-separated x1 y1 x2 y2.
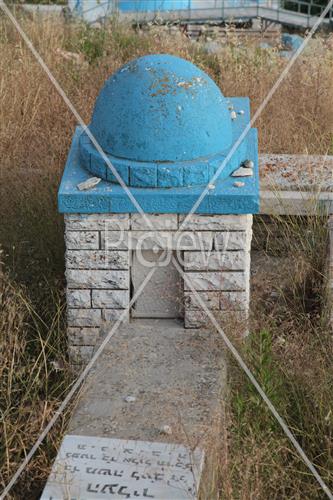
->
77 177 101 191
232 167 253 177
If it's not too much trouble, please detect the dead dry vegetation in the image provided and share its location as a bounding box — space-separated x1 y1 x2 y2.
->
0 12 333 499
201 214 333 499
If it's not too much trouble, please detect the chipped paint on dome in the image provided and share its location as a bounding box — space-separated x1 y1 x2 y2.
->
89 54 232 163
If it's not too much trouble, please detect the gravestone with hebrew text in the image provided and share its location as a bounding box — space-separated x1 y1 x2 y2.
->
41 435 204 499
58 54 259 364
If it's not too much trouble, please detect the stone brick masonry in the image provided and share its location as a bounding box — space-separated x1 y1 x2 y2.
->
65 213 252 362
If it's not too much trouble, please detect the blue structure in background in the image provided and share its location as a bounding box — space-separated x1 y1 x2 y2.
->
282 33 304 51
68 0 191 23
67 0 331 28
68 0 113 23
68 0 267 23
118 0 191 11
58 54 259 214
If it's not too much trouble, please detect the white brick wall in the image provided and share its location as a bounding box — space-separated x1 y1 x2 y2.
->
182 214 251 328
184 251 249 271
66 270 129 289
67 289 91 308
66 250 128 270
65 213 252 362
65 214 131 364
179 214 252 231
92 290 129 308
183 272 248 291
131 214 178 230
65 231 100 250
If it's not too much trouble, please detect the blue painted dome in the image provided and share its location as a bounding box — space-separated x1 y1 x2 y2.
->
89 54 232 163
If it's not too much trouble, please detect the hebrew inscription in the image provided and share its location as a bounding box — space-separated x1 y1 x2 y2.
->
41 435 204 499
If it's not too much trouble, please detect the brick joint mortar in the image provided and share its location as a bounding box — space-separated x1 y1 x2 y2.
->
64 213 253 362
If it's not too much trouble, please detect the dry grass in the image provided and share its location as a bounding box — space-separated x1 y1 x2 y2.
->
200 213 333 499
0 11 333 499
0 271 74 499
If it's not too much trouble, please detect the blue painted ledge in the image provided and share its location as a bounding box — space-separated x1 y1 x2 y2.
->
58 98 259 215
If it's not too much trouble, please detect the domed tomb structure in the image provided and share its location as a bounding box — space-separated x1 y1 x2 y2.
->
78 54 245 188
58 54 259 364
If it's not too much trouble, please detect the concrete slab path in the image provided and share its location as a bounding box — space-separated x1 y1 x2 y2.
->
69 319 227 450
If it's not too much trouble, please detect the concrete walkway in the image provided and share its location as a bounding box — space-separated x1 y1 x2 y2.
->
69 319 227 449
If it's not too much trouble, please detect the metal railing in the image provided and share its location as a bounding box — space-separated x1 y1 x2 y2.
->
75 0 333 27
281 0 333 21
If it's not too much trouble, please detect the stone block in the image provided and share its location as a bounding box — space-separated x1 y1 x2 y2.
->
100 230 128 250
130 214 178 230
69 345 94 364
184 310 207 329
220 291 249 310
184 291 220 310
68 308 102 327
214 230 252 251
101 231 213 251
92 290 129 309
179 214 252 231
103 309 129 322
68 327 101 345
184 310 247 329
129 231 213 251
66 250 129 270
65 214 129 231
184 272 247 291
66 270 129 289
66 231 99 250
184 291 249 312
67 289 91 308
184 251 249 271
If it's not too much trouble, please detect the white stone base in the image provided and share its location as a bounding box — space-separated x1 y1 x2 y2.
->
64 213 252 362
